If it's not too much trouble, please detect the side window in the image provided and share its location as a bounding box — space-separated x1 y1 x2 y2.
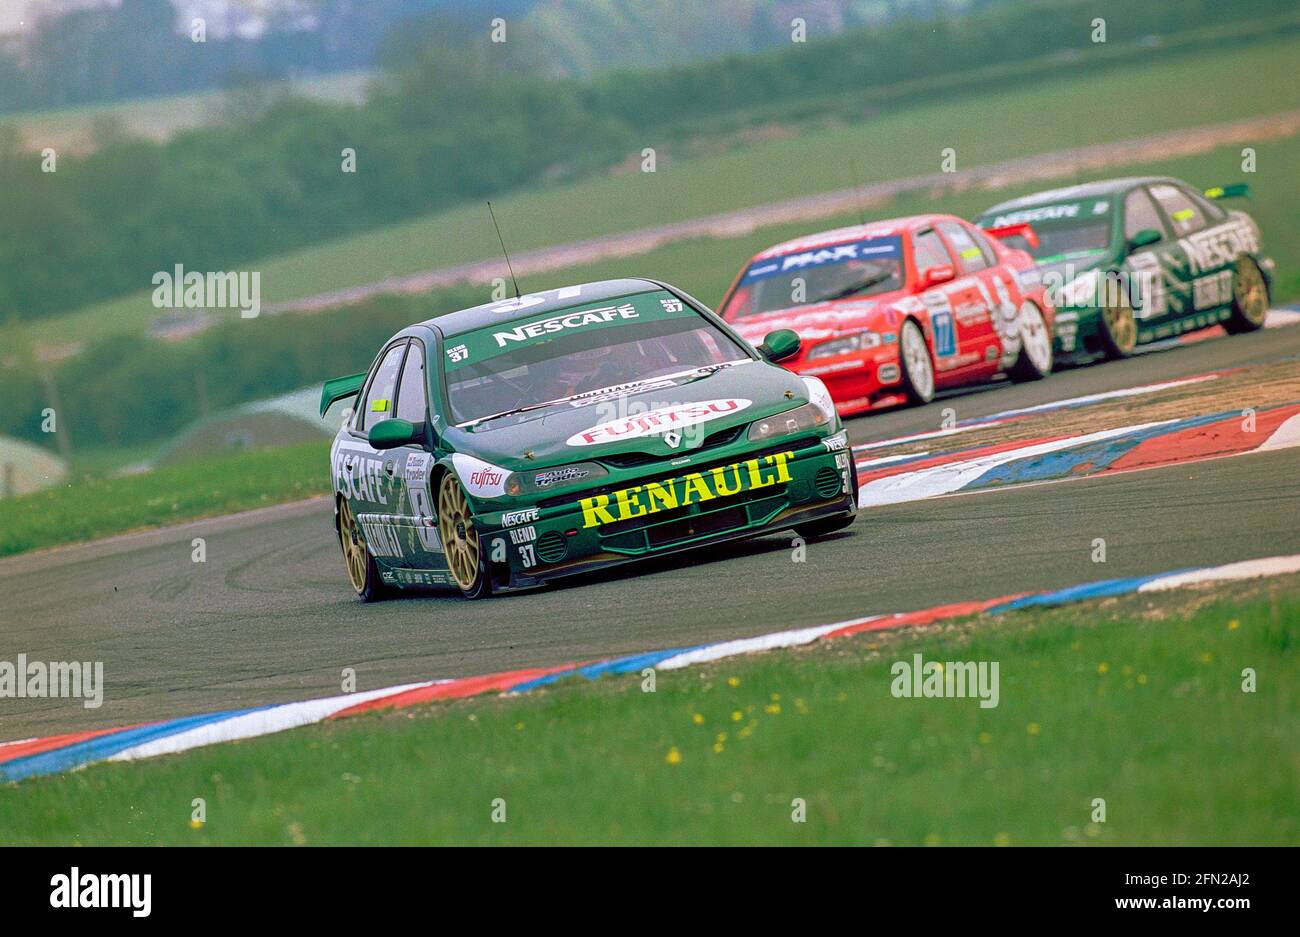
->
1186 186 1227 224
355 342 407 432
1125 189 1165 242
1150 183 1206 237
912 228 951 274
968 227 999 267
395 342 428 423
937 221 988 273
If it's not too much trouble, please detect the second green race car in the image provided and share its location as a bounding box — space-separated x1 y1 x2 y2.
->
976 176 1275 359
320 278 858 600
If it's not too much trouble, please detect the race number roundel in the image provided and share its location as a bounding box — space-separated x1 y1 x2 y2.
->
566 399 753 447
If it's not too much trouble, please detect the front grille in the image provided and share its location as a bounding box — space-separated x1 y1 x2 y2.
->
536 530 568 563
599 490 788 555
647 507 746 547
598 424 746 469
539 437 820 509
814 466 843 498
600 488 763 536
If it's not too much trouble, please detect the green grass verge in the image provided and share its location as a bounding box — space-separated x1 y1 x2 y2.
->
0 442 328 558
2 580 1294 845
14 34 1300 349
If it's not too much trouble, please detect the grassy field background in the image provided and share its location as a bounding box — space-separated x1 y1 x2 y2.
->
0 71 371 153
565 134 1300 310
2 579 1293 845
0 442 328 558
13 34 1300 350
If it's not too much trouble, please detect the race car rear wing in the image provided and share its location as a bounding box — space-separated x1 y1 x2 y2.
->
982 222 1040 251
320 371 366 417
1204 183 1251 200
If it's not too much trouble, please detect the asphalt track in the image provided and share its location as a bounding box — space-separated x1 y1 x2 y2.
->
3 323 1300 740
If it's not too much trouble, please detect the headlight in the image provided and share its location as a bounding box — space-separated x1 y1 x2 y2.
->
808 331 882 359
505 461 608 497
747 402 828 442
800 375 837 424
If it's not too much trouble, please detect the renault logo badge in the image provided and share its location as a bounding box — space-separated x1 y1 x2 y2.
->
663 430 683 449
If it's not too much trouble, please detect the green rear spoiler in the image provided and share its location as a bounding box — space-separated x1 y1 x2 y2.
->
320 371 366 417
1204 183 1251 200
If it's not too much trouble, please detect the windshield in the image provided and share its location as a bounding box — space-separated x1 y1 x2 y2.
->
442 290 751 425
722 236 903 318
980 200 1115 264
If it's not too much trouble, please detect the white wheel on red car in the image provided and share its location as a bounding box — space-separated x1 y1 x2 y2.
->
1007 300 1053 382
899 319 935 405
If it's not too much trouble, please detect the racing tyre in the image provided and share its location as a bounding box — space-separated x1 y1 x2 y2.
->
438 472 493 600
899 319 936 405
1224 257 1269 334
1098 291 1138 359
338 497 390 602
1007 301 1053 382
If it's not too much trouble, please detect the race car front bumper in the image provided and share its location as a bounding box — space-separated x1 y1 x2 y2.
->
792 347 908 417
478 434 858 592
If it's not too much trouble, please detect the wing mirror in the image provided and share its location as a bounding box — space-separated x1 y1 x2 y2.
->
368 418 424 450
757 329 801 363
1128 228 1162 250
920 264 955 289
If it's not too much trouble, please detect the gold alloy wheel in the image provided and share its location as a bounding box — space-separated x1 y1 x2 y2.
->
338 498 369 593
438 473 482 592
1102 299 1137 353
1234 260 1268 325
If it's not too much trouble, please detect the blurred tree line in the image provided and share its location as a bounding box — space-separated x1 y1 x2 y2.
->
2 0 1291 327
0 0 1295 454
1 288 478 452
0 0 453 111
0 0 992 112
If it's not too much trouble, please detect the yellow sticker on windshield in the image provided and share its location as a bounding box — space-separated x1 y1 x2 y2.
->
371 398 390 412
960 247 982 259
1172 208 1195 221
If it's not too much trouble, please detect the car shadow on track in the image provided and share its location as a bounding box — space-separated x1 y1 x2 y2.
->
543 527 858 596
386 528 859 604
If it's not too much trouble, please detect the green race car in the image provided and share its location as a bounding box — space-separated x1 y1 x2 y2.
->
320 278 858 600
976 176 1275 358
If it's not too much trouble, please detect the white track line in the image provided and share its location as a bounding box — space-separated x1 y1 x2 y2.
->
106 682 432 762
857 420 1174 507
1139 554 1300 592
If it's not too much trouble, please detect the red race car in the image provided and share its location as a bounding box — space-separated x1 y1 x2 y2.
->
717 214 1055 417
